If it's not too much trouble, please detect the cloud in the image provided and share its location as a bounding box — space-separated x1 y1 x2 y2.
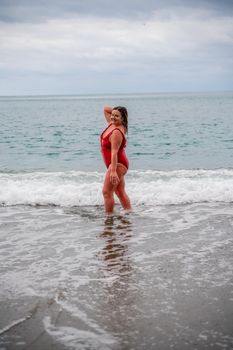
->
0 0 233 23
0 9 232 74
0 2 232 94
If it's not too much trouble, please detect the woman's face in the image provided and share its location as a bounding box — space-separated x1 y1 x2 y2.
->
111 109 122 126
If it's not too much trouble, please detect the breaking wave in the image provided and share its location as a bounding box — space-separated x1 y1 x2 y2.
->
1 169 233 207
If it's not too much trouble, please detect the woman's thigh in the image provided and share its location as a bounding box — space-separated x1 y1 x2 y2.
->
115 164 127 192
103 163 128 192
103 168 114 193
116 163 127 178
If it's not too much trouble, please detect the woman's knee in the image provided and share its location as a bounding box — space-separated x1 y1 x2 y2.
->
115 187 125 198
102 187 113 198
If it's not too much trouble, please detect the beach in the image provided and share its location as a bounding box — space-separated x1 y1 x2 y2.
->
1 93 233 349
1 202 233 349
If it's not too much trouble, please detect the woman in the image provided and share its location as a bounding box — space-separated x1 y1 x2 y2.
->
100 106 131 214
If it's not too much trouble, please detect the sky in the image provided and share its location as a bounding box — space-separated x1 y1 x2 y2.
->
0 0 233 95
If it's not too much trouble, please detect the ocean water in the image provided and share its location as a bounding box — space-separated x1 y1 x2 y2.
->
1 92 233 172
1 92 233 349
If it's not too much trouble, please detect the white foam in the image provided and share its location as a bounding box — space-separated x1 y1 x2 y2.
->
43 316 118 350
1 169 233 206
0 317 29 335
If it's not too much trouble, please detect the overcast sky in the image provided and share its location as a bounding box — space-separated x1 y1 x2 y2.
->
0 0 233 95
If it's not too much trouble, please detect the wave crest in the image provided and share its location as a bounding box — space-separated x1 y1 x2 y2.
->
0 169 233 207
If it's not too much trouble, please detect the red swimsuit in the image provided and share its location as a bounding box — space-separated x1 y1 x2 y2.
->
100 124 129 169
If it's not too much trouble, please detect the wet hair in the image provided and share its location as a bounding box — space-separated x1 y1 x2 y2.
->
113 106 128 133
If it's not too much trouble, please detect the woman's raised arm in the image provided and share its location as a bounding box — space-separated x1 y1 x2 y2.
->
103 106 113 124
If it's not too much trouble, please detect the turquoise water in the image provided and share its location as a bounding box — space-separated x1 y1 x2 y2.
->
1 92 233 172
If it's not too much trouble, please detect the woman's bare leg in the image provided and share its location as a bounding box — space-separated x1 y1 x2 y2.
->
115 176 131 210
114 164 131 210
102 163 131 213
102 168 115 213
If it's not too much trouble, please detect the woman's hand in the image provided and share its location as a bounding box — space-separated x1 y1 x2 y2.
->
110 170 120 186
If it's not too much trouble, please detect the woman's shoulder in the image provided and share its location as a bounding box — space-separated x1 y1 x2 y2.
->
112 126 125 136
110 127 126 144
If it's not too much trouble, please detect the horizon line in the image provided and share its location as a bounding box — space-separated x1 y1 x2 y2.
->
0 89 233 98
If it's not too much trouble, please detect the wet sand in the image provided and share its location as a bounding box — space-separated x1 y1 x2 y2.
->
0 204 233 349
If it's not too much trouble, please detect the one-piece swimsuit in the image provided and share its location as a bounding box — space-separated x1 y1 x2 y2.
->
100 123 129 169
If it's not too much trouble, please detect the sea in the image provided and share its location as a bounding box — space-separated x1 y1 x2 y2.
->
1 92 233 349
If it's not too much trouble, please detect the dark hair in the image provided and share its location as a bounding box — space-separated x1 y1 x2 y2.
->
113 106 128 133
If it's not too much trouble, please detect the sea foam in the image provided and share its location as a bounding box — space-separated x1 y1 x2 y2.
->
0 169 233 207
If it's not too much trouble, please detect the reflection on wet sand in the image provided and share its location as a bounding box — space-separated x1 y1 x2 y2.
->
100 214 133 276
98 214 137 348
